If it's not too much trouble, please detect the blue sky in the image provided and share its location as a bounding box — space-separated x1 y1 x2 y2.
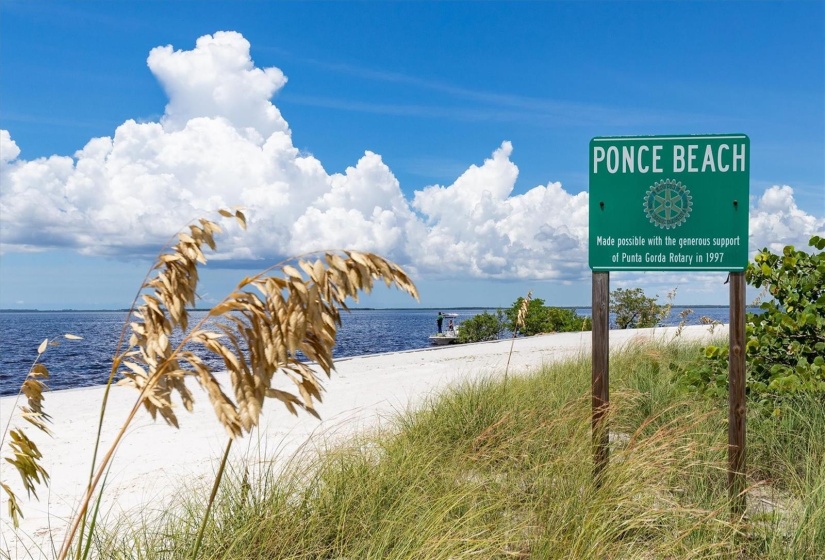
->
1 0 823 310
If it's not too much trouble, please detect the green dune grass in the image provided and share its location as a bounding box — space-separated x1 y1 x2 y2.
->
91 340 824 559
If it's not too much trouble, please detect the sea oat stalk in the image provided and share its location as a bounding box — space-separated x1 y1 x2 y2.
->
57 209 418 560
504 291 531 385
1 334 81 529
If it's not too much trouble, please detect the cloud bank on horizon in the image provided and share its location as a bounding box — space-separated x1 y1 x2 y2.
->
1 31 822 284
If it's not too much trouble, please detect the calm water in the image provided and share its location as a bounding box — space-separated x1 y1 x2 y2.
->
0 306 734 396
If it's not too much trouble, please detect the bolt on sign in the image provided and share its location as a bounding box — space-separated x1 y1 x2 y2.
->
589 134 750 272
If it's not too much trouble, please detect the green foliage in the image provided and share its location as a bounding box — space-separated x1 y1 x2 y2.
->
457 310 506 343
678 344 731 400
684 235 825 402
546 306 593 332
506 297 548 336
746 235 825 395
610 287 664 329
505 297 591 336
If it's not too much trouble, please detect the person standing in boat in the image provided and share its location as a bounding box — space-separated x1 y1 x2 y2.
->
437 311 444 333
448 319 454 334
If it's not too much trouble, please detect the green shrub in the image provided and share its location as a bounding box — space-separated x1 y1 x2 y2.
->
745 235 825 395
609 287 664 329
457 311 506 343
683 235 825 403
545 306 593 332
505 297 591 336
505 297 548 336
679 343 731 400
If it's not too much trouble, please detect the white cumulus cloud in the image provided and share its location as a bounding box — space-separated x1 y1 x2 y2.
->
411 142 589 279
0 130 21 163
1 30 822 290
148 31 289 138
749 185 825 254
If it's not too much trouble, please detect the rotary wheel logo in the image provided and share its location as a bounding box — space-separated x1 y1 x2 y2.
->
643 179 692 230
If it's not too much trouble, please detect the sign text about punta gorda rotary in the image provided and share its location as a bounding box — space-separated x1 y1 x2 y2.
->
588 134 750 272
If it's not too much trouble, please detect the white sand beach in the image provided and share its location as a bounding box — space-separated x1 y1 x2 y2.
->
0 324 726 558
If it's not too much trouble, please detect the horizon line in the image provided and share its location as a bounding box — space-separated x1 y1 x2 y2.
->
0 304 741 313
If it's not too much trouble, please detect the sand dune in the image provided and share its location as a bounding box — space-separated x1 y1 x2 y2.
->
0 324 726 558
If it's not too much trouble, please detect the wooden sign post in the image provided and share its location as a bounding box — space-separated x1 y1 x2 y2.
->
729 272 747 515
592 271 610 481
588 134 750 513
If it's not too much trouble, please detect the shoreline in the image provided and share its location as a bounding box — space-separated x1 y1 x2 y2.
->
0 324 727 558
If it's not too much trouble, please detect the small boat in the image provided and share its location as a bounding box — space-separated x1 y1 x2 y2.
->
429 313 459 345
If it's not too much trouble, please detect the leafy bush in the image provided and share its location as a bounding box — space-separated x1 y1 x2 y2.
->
745 235 825 395
682 235 825 402
457 311 506 343
506 297 548 336
679 344 731 400
609 287 664 329
504 297 591 336
545 307 593 332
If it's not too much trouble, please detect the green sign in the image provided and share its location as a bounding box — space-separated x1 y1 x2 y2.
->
589 134 749 271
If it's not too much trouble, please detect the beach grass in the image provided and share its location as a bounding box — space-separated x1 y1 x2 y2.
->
85 340 824 559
